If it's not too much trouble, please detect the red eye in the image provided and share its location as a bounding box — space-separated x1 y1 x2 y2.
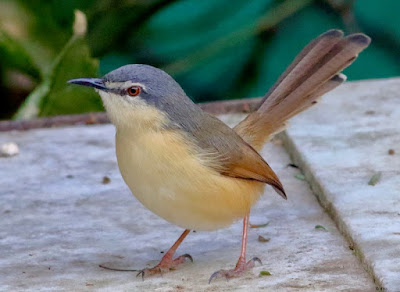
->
127 86 141 96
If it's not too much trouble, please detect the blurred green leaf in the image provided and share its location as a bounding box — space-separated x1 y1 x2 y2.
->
368 172 382 186
250 222 269 228
162 0 312 76
354 0 400 40
259 270 272 276
1 0 400 118
16 0 75 50
14 12 102 119
87 0 177 57
0 30 41 80
13 80 51 119
38 38 102 117
294 173 306 181
315 225 328 231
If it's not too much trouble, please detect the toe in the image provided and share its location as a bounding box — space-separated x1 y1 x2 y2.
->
209 257 263 283
136 254 193 280
136 267 162 279
136 269 145 280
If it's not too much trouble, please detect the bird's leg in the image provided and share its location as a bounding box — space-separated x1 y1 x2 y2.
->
137 229 193 279
209 214 262 283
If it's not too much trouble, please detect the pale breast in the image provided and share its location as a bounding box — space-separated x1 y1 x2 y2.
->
115 129 264 231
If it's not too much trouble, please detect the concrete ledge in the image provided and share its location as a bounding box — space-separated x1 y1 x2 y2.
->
282 78 400 291
0 119 374 290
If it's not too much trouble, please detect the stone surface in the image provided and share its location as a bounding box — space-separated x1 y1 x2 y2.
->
283 78 400 292
0 121 374 291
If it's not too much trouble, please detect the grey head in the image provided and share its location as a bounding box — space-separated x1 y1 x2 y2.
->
103 64 187 101
68 64 205 128
69 65 191 109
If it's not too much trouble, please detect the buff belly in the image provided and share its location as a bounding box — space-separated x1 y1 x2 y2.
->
115 129 265 231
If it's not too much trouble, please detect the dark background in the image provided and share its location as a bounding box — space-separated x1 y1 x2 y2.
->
1 0 399 120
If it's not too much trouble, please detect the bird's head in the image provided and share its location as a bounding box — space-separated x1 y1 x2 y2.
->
68 64 190 130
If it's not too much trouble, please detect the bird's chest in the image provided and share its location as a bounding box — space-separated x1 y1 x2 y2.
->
115 129 201 203
114 128 262 231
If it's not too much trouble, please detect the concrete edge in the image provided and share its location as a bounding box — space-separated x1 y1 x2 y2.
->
279 131 384 291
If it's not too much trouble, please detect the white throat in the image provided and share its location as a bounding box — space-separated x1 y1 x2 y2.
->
97 90 168 134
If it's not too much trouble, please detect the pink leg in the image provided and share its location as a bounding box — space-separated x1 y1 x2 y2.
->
137 229 193 279
209 214 262 283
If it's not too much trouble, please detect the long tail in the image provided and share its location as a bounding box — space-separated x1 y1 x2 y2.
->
234 29 371 151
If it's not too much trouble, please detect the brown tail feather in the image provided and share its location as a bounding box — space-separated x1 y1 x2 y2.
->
234 30 370 150
285 73 347 120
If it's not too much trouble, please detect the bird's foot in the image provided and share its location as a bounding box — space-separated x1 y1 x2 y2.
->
137 253 193 279
209 257 262 283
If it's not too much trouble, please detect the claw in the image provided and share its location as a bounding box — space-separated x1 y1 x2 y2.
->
251 257 262 266
136 270 145 280
208 270 225 284
180 253 194 263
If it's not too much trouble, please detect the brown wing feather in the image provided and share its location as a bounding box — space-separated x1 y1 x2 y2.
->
220 141 286 199
188 113 286 199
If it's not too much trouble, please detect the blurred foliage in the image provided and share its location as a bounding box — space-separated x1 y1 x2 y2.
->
0 0 399 119
15 20 101 119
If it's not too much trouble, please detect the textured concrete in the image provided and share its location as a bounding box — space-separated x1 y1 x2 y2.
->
0 121 374 291
283 78 400 292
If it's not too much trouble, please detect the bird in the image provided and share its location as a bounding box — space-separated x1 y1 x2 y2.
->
68 29 370 282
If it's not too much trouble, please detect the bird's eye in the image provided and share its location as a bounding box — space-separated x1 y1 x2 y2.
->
127 86 141 97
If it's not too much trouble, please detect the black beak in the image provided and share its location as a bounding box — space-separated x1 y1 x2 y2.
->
67 78 107 91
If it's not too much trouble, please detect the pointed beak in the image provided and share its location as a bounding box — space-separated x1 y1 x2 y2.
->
67 78 107 91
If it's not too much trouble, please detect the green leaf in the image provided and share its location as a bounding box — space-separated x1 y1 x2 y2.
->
294 173 305 181
37 35 102 117
368 172 382 186
315 225 328 231
259 270 272 276
13 80 51 119
0 30 41 80
162 0 312 76
16 0 75 50
14 11 102 119
250 222 269 228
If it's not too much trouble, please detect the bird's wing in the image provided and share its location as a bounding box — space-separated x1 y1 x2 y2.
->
189 113 286 199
